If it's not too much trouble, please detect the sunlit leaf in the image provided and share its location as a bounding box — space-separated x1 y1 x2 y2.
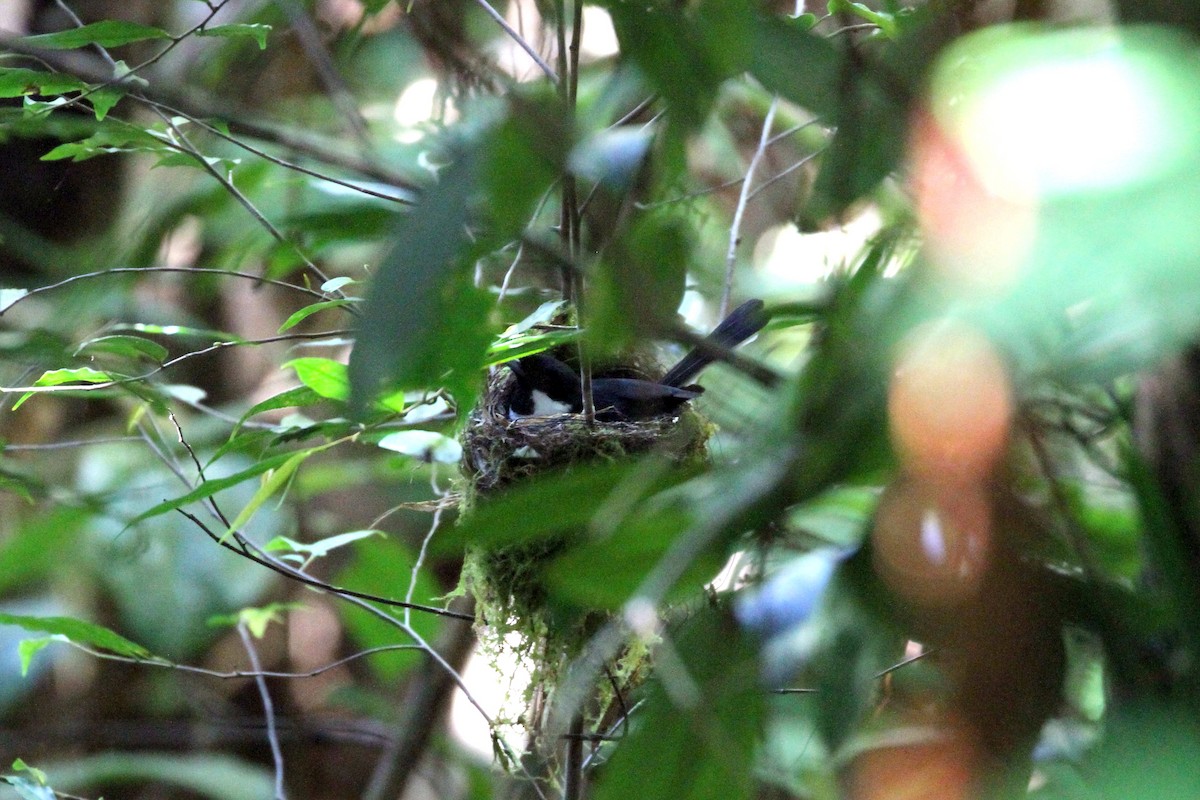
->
0 613 153 660
16 637 58 677
266 530 383 565
286 357 350 402
321 276 357 293
0 289 29 314
207 603 300 638
11 758 49 786
112 322 242 342
3 775 55 800
30 367 112 387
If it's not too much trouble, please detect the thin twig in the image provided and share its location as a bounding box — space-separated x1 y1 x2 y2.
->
66 639 421 679
0 329 351 395
142 102 415 205
745 146 825 202
176 508 474 620
361 597 477 800
238 622 287 800
0 266 333 318
403 492 450 627
3 436 142 451
473 0 559 84
722 98 778 318
636 119 824 211
154 111 330 284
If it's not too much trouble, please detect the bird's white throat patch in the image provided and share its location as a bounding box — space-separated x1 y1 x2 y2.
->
508 389 573 420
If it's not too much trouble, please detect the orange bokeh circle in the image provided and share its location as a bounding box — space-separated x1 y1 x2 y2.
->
871 477 992 610
888 318 1013 484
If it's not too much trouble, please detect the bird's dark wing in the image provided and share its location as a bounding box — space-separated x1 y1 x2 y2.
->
592 377 703 420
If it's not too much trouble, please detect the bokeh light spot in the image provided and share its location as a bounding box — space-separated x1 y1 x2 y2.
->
888 318 1013 483
872 478 992 609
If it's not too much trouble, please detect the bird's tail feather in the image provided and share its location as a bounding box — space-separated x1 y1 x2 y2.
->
661 299 768 388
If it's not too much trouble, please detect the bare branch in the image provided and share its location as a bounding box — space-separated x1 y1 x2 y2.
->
473 0 559 84
238 622 288 800
722 98 778 318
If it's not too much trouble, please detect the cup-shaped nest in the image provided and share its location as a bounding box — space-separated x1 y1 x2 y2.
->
461 358 711 496
458 357 710 651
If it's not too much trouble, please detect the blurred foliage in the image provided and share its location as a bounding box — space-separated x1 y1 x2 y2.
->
2 1 1200 800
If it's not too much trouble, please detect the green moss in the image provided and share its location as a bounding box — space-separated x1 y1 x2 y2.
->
456 366 711 743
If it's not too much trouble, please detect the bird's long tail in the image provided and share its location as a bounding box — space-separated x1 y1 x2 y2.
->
660 299 768 388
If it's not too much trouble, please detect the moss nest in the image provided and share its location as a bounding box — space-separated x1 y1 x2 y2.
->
460 358 710 495
457 356 712 721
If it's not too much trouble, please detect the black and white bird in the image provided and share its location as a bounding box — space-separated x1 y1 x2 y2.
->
506 299 768 422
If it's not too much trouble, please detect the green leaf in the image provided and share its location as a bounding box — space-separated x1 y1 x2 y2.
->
602 2 731 134
74 334 169 364
443 458 692 552
596 608 764 800
30 367 112 387
85 83 125 121
218 443 337 543
286 357 349 401
0 68 85 98
349 144 492 414
22 20 171 50
17 637 58 677
11 759 48 786
592 209 690 348
0 508 86 594
237 386 323 427
277 299 357 333
121 450 299 529
0 465 42 504
111 323 241 342
208 603 300 638
828 0 898 36
484 327 581 366
196 23 273 50
10 753 273 800
544 496 723 609
12 367 115 410
376 430 462 464
0 613 153 660
749 14 842 118
265 529 383 566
